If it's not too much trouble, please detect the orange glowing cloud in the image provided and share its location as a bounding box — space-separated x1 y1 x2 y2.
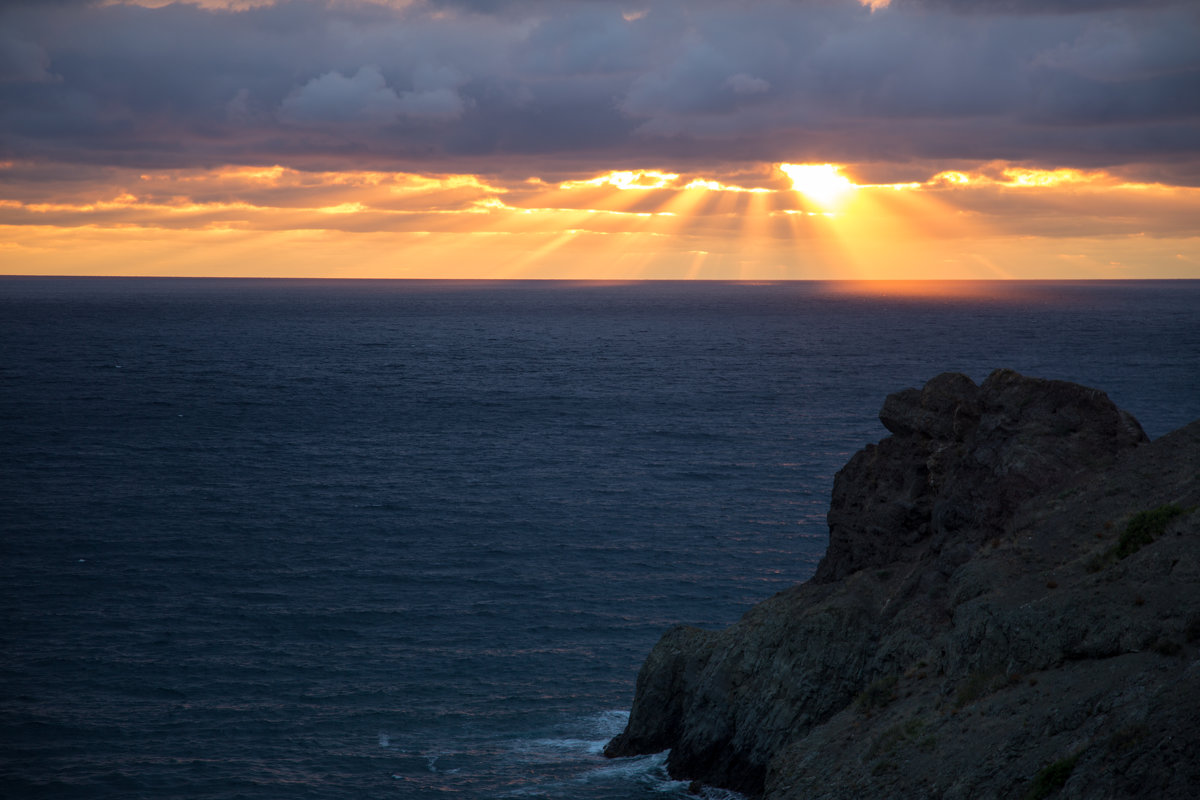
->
1 159 1197 280
558 170 680 191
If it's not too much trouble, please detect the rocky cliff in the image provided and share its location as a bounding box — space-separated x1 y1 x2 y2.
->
605 369 1200 799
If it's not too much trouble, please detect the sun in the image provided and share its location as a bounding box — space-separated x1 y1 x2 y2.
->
780 163 856 208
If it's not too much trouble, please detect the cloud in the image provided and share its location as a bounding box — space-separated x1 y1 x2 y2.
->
399 87 466 118
0 0 1195 182
398 64 469 118
278 64 465 124
281 66 404 123
1032 7 1200 81
0 35 58 83
5 161 1199 262
894 0 1183 14
725 73 770 95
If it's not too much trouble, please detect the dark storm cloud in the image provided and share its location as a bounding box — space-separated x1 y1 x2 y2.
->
0 0 1197 178
895 0 1182 14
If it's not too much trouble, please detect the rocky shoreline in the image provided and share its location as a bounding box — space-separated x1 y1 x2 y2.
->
605 369 1199 799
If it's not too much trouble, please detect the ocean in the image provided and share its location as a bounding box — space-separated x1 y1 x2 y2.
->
2 279 1197 799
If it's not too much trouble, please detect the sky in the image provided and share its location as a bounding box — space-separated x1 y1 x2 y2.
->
1 0 1198 280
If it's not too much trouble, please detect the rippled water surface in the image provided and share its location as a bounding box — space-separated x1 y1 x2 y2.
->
2 279 1197 798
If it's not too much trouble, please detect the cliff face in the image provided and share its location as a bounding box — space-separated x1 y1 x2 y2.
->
605 370 1200 799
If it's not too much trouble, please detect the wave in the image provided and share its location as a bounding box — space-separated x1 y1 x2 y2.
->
499 710 748 799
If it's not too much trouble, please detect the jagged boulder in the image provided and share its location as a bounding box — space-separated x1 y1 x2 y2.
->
817 369 1147 583
605 370 1198 800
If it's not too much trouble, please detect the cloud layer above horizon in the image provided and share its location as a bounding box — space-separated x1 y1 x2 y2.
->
3 0 1199 182
2 0 1198 280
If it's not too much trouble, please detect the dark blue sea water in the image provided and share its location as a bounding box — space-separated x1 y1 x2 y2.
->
2 279 1197 799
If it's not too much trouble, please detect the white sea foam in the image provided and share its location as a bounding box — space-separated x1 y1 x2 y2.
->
508 709 631 760
501 710 747 799
521 737 599 754
421 754 461 774
590 709 631 734
579 751 748 798
576 750 668 783
575 750 748 797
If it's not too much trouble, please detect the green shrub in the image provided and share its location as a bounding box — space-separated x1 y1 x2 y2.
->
1023 752 1081 800
1114 505 1186 559
1087 504 1189 572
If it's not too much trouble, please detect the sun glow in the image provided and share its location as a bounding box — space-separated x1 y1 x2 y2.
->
1 159 1196 279
559 170 679 191
683 178 771 193
780 163 857 209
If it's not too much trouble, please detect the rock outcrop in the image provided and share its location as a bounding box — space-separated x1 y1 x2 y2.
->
605 369 1199 799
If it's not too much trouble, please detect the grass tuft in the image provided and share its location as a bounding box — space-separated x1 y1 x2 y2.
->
1087 504 1188 572
1023 752 1081 800
1114 504 1186 558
